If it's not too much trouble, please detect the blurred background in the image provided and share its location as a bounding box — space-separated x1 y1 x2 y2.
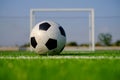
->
0 0 120 47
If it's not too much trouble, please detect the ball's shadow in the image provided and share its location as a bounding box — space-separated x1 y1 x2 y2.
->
39 52 94 56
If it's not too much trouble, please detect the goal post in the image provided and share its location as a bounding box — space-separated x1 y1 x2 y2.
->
30 8 95 51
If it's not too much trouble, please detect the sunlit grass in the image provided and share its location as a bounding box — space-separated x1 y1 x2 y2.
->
0 50 120 80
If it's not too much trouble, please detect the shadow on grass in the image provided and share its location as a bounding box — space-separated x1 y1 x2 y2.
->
60 53 95 56
39 51 95 56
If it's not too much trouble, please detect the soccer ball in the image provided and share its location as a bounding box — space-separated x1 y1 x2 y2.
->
30 21 66 55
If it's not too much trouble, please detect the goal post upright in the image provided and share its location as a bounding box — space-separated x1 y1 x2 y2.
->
30 9 36 33
30 8 95 51
88 9 95 51
91 9 95 51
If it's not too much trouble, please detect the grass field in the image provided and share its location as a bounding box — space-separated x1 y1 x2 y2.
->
0 50 120 80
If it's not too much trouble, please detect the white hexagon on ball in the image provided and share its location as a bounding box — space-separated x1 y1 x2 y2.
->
30 21 66 55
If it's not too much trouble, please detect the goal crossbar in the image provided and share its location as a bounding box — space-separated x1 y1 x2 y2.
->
30 8 93 12
30 8 95 51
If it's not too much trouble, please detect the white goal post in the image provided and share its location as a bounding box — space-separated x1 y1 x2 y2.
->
30 8 95 51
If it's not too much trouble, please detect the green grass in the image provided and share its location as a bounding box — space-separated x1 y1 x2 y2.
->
0 50 120 80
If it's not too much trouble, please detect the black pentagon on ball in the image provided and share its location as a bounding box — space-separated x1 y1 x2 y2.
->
45 38 57 50
59 26 66 37
31 37 37 48
39 22 51 31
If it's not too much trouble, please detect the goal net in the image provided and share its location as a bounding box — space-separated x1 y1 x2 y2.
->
30 8 95 51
